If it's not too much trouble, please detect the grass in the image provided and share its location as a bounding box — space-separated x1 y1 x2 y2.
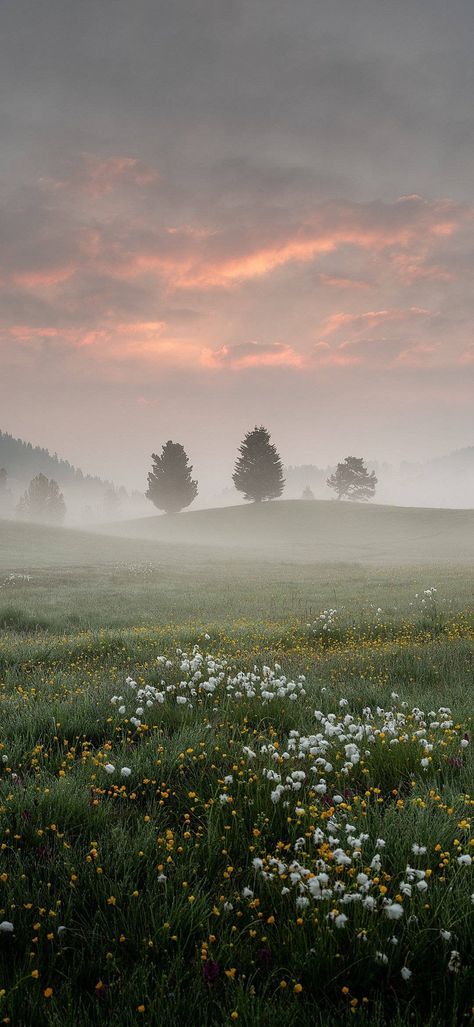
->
0 514 473 1024
99 498 474 563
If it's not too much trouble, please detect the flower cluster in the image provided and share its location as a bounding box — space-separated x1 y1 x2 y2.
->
242 700 468 806
110 647 307 722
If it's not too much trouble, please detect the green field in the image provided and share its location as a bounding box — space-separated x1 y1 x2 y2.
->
0 509 473 1025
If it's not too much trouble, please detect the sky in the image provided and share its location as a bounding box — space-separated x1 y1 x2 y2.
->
1 0 473 493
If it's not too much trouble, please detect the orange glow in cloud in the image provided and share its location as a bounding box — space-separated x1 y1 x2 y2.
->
89 197 469 291
392 344 439 368
202 343 304 370
320 307 432 340
317 273 369 290
44 155 159 199
13 265 77 288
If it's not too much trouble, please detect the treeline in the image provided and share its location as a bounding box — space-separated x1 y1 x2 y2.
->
146 426 377 514
0 431 147 524
0 426 378 526
0 430 111 492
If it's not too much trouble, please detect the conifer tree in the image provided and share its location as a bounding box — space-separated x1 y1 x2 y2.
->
233 426 285 502
327 456 377 501
146 442 198 514
16 473 66 523
0 468 13 516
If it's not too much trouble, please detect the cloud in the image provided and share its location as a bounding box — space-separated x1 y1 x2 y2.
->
43 154 159 200
202 341 304 369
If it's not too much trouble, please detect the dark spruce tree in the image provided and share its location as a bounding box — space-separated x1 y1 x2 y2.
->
146 442 198 514
233 426 285 502
327 456 377 501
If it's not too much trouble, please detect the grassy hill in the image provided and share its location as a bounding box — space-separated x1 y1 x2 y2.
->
99 498 474 563
1 507 473 630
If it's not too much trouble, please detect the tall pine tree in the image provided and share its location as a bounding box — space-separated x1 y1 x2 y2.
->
233 426 285 502
146 442 198 514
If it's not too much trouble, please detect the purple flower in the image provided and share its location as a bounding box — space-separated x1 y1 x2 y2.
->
203 960 220 984
257 946 272 968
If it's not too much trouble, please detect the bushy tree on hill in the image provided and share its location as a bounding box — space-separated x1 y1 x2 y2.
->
233 426 285 502
146 442 198 514
301 485 315 500
327 456 377 501
16 473 66 523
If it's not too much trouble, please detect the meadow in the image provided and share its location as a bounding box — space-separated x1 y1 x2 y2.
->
0 512 473 1025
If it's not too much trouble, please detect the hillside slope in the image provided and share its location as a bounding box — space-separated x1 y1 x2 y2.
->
98 499 474 563
0 518 209 571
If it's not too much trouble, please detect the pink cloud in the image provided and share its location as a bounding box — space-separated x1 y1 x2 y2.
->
12 265 77 288
202 342 304 370
392 343 439 368
317 272 370 290
44 154 159 199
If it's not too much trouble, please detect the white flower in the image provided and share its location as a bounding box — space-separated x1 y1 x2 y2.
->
296 896 309 909
0 921 14 933
448 950 461 973
440 930 452 941
420 758 430 768
120 767 131 777
401 967 412 981
334 913 348 928
104 763 115 774
385 903 404 921
411 844 427 855
157 874 167 884
457 854 472 866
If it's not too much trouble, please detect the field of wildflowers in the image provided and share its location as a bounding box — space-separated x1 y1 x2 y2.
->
0 589 472 1025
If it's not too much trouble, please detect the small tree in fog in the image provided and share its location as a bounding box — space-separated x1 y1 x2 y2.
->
233 426 285 502
327 456 377 501
146 442 198 514
301 485 315 501
0 468 13 516
16 473 66 523
103 485 121 519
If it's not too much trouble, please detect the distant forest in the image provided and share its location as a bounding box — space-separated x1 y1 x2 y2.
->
0 430 147 522
0 430 113 492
